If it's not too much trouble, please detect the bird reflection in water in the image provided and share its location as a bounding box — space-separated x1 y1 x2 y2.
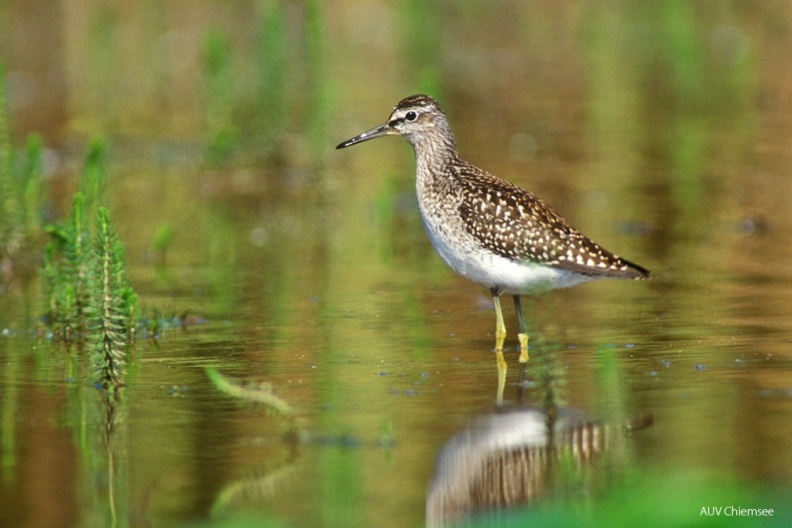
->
426 403 652 526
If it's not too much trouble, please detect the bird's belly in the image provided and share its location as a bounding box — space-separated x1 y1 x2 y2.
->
421 212 594 294
444 245 593 294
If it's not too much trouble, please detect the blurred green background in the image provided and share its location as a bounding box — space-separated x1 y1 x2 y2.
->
2 1 792 527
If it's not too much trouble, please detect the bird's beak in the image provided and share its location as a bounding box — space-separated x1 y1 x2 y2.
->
336 122 395 149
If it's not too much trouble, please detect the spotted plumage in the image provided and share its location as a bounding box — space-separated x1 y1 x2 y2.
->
454 167 644 278
337 94 649 404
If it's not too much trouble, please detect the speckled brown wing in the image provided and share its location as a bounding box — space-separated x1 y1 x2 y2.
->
455 165 649 280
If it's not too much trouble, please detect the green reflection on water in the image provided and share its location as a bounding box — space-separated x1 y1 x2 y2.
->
320 446 363 528
1 337 19 486
461 470 791 528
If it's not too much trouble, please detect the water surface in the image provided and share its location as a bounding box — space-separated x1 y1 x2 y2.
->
2 2 792 527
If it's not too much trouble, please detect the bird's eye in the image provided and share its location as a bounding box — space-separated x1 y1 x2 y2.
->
405 111 418 122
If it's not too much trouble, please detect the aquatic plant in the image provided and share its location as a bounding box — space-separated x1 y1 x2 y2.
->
202 29 239 164
0 64 47 264
205 367 294 418
198 4 333 164
0 62 17 251
402 0 443 97
43 195 138 391
151 224 173 265
80 136 108 215
38 135 139 391
256 0 288 150
44 192 92 341
21 134 44 236
303 0 332 160
89 207 135 391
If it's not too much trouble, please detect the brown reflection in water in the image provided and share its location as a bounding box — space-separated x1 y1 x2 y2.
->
426 408 652 527
209 451 299 516
7 385 79 528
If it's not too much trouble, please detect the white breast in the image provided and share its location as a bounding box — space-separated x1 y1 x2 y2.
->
419 206 594 294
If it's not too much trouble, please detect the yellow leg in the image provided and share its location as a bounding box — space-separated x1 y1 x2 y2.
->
492 289 507 405
513 295 530 403
513 295 530 363
517 333 529 362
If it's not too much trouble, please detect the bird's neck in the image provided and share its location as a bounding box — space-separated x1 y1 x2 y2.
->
412 135 459 182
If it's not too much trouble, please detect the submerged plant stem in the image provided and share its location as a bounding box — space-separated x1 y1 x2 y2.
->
205 367 294 418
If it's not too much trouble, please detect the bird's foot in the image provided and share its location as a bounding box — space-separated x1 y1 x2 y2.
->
495 348 507 406
517 333 529 363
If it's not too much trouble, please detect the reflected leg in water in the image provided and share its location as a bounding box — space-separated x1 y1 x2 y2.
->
513 295 530 402
491 288 508 405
